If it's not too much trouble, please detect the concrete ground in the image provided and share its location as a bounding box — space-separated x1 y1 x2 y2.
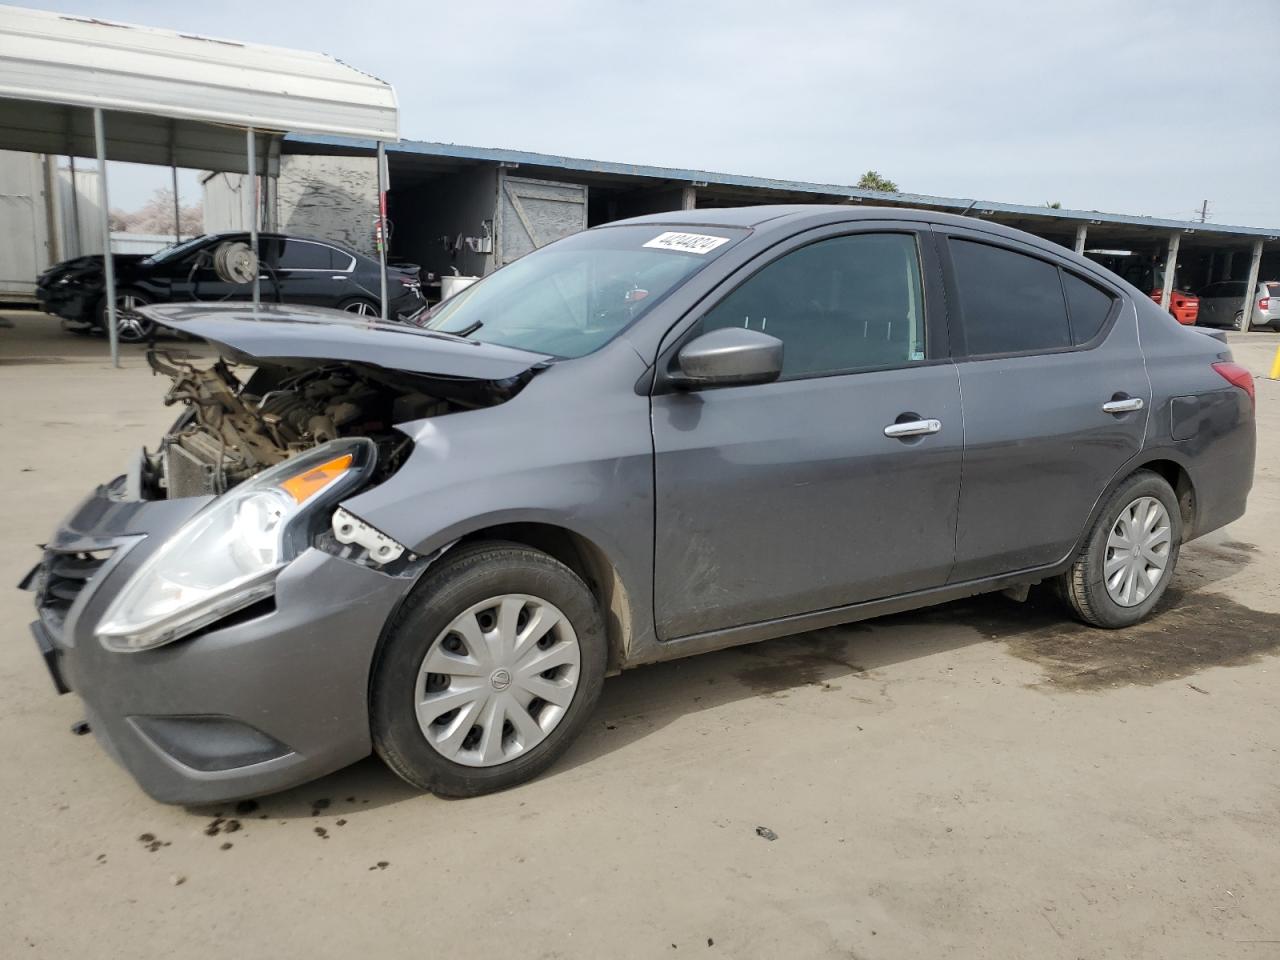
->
2 311 1278 959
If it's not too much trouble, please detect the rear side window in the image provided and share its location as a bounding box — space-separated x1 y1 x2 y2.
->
1267 283 1280 297
278 240 334 270
950 239 1070 355
1062 272 1116 343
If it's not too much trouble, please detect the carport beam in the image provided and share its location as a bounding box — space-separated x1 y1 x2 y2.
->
1074 224 1087 255
1240 239 1263 333
1160 233 1180 317
93 107 119 368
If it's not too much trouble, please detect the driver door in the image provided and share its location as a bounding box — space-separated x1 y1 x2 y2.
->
650 226 963 639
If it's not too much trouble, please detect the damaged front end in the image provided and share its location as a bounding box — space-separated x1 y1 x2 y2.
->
21 304 551 802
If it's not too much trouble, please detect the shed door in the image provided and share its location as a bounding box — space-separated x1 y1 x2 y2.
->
496 174 587 266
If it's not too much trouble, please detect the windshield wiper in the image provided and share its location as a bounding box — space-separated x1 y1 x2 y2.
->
453 320 484 338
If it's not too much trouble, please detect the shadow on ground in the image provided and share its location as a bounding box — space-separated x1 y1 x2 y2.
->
191 538 1275 822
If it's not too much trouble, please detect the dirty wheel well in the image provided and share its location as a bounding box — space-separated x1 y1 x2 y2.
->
1137 459 1196 533
455 523 631 672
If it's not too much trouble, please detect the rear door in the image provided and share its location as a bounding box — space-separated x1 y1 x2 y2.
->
271 238 349 306
650 224 963 639
935 227 1149 582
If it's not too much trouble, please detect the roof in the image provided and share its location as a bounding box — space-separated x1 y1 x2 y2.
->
0 6 397 172
288 134 1280 248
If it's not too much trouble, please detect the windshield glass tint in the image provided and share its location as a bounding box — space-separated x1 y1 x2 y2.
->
142 235 210 265
423 225 745 357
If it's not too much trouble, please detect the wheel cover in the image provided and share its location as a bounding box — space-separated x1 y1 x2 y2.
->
115 293 152 341
415 594 581 768
1104 496 1173 607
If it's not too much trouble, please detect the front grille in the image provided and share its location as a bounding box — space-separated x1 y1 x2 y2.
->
35 549 114 642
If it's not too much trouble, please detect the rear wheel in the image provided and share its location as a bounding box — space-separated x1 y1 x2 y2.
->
1056 470 1182 628
371 541 606 797
340 298 379 317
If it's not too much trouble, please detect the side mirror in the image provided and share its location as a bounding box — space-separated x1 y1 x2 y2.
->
670 327 784 389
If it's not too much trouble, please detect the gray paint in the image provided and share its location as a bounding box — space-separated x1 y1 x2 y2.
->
30 204 1257 804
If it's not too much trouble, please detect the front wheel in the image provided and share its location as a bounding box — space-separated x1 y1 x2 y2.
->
371 542 606 797
100 289 155 342
1056 470 1182 628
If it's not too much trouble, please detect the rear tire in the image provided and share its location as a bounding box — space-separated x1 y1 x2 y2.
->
1056 470 1182 628
340 298 379 317
371 541 606 797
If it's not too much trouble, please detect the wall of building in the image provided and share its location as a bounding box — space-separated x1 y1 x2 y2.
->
202 154 378 256
389 165 498 281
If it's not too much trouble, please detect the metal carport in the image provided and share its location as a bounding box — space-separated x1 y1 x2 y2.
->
0 5 399 364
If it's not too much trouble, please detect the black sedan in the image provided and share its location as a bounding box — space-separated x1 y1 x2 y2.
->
36 232 424 341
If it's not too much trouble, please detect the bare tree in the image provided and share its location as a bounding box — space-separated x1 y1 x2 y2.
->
110 188 203 236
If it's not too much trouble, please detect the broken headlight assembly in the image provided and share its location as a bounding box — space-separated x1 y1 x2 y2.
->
97 438 377 652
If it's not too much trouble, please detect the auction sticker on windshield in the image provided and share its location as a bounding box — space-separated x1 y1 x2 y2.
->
643 232 731 255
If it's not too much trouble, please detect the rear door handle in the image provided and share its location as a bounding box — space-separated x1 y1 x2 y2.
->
1102 397 1144 414
883 418 942 438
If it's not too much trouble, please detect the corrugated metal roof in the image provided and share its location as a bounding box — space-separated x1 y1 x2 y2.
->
0 6 398 141
289 134 1280 244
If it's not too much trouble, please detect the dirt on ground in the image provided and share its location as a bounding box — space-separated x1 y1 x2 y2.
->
2 312 1279 959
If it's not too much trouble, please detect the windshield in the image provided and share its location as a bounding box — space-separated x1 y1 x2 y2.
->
142 235 210 266
422 224 745 358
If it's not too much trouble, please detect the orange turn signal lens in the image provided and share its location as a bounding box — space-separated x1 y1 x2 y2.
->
279 453 353 504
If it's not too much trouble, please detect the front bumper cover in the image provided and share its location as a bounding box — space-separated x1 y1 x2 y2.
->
23 479 415 805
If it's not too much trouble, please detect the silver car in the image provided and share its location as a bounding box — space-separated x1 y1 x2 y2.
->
21 206 1257 804
1196 280 1280 330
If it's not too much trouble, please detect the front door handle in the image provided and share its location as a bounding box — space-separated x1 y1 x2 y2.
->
1102 397 1144 414
884 418 942 438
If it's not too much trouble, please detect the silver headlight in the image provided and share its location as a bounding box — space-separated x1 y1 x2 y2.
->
96 438 376 652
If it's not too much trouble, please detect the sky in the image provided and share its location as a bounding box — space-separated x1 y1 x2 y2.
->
26 0 1280 227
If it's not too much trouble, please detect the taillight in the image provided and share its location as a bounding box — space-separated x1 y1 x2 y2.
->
1259 297 1270 311
1212 361 1255 410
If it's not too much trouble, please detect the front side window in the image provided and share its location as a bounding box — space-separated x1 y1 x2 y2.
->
698 232 927 378
424 225 744 358
950 239 1070 356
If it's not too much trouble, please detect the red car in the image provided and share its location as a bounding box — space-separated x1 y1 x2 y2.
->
1149 288 1200 325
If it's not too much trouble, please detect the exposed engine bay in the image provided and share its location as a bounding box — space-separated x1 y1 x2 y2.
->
146 351 459 499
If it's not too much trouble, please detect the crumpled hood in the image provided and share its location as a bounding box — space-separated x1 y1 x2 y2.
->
138 302 552 382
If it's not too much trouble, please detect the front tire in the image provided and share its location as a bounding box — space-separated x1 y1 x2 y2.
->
99 289 155 342
371 541 606 797
1056 470 1182 628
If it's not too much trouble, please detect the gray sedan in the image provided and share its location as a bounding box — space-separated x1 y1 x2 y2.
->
1197 280 1280 330
22 206 1256 803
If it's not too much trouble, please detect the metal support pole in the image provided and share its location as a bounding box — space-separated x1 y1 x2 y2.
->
1239 239 1263 334
171 163 181 242
681 186 697 211
1073 224 1087 255
376 141 389 323
1159 233 1180 316
246 127 259 311
93 108 119 368
1223 251 1234 281
67 155 81 259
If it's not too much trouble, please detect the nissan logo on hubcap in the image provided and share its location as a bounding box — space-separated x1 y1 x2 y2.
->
490 668 512 692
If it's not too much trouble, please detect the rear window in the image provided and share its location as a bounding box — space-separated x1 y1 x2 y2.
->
950 239 1070 355
1267 283 1280 297
1062 272 1116 343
